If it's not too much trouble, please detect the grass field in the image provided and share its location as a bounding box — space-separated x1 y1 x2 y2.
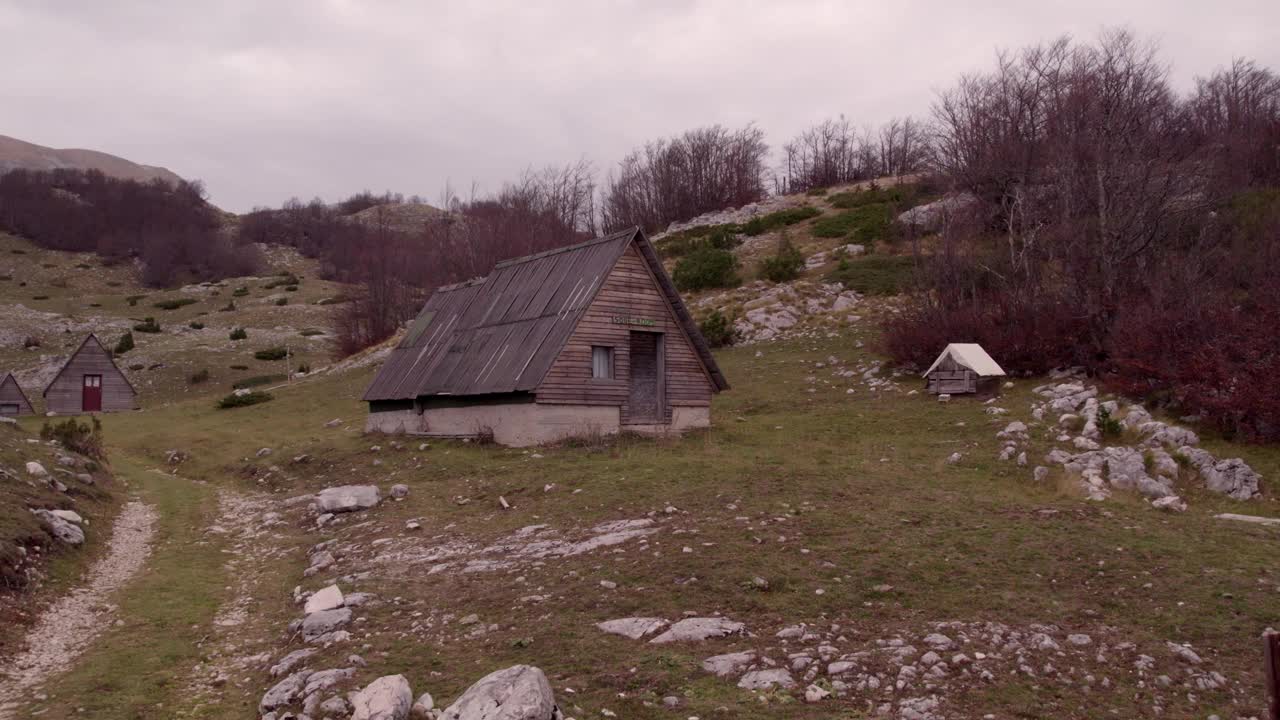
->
5 328 1277 718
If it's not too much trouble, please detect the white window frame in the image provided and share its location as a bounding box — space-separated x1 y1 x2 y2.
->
591 346 614 380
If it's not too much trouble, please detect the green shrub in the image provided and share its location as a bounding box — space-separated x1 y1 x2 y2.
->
254 347 290 361
285 285 298 292
758 237 805 283
811 203 895 241
805 187 828 197
673 246 740 291
655 225 742 259
114 331 135 354
295 363 311 374
189 368 211 384
229 327 247 341
232 374 285 389
31 295 49 300
133 317 161 333
262 274 299 289
40 416 105 459
218 300 236 312
229 364 249 370
274 298 288 306
317 295 350 305
189 321 205 330
740 206 822 236
153 297 197 310
216 391 274 409
299 328 325 337
126 294 148 307
699 310 736 348
825 255 916 295
1098 407 1124 439
232 286 249 297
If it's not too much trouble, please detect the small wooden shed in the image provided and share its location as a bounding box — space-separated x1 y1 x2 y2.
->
923 343 1006 394
43 334 138 414
363 226 729 446
0 372 35 416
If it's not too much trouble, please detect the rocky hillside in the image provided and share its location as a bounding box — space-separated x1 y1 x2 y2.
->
0 134 183 185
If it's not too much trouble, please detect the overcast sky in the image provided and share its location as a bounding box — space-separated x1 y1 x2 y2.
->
1 1 1276 212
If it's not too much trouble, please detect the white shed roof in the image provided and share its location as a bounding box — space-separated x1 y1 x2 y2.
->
922 343 1006 378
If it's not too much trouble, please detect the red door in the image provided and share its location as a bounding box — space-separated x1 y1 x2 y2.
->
82 375 102 412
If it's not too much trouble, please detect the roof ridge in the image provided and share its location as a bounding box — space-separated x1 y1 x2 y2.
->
492 227 639 270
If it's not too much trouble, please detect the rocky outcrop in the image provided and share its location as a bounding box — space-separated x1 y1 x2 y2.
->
596 617 668 640
439 665 559 720
304 584 344 615
1178 447 1261 500
649 617 745 644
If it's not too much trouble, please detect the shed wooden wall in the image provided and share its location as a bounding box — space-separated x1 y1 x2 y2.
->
0 375 34 415
537 242 715 424
45 338 137 413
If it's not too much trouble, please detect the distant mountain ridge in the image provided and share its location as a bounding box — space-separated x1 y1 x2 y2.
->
0 134 183 185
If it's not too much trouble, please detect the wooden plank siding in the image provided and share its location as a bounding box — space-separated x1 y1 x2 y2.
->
537 243 715 424
43 335 137 414
0 373 35 416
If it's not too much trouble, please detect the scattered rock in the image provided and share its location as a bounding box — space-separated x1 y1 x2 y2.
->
316 485 381 513
260 670 312 714
270 648 317 677
597 617 668 640
737 669 796 690
702 650 757 678
1151 496 1187 513
390 483 410 499
25 461 47 477
410 692 435 719
32 508 85 545
302 608 352 641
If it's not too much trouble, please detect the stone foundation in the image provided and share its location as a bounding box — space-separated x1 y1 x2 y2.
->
365 403 710 447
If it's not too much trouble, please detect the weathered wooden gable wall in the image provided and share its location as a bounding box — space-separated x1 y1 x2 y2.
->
45 339 136 413
537 242 715 422
0 374 34 415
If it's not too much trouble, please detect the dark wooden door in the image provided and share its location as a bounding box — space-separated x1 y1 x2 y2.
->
628 332 661 422
82 375 102 412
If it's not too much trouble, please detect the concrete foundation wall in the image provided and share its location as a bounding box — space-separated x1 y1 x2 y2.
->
366 402 710 447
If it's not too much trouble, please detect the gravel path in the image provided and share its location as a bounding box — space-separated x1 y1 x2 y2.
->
0 499 158 718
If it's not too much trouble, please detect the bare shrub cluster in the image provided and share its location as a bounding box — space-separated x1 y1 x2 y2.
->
0 168 261 285
600 125 769 233
779 116 930 193
885 30 1280 440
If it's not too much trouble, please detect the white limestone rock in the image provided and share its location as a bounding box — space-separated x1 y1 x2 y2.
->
305 585 345 615
439 664 558 720
596 617 668 640
649 617 745 644
316 485 381 513
352 674 413 720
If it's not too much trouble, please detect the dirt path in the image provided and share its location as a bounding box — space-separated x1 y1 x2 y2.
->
0 499 158 719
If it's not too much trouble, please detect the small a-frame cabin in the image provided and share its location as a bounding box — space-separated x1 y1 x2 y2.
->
43 334 138 414
0 372 35 416
923 343 1006 394
363 227 729 446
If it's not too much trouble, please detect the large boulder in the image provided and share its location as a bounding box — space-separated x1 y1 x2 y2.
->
440 665 558 720
1102 447 1174 498
316 485 381 513
32 509 85 545
702 650 757 677
351 674 414 720
25 461 47 477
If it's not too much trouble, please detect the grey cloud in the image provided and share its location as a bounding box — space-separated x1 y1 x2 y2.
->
1 0 1275 211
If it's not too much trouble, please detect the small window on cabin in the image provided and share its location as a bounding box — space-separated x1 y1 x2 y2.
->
591 346 614 379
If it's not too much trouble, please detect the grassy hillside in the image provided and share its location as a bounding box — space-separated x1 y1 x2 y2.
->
0 232 347 407
5 323 1277 718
